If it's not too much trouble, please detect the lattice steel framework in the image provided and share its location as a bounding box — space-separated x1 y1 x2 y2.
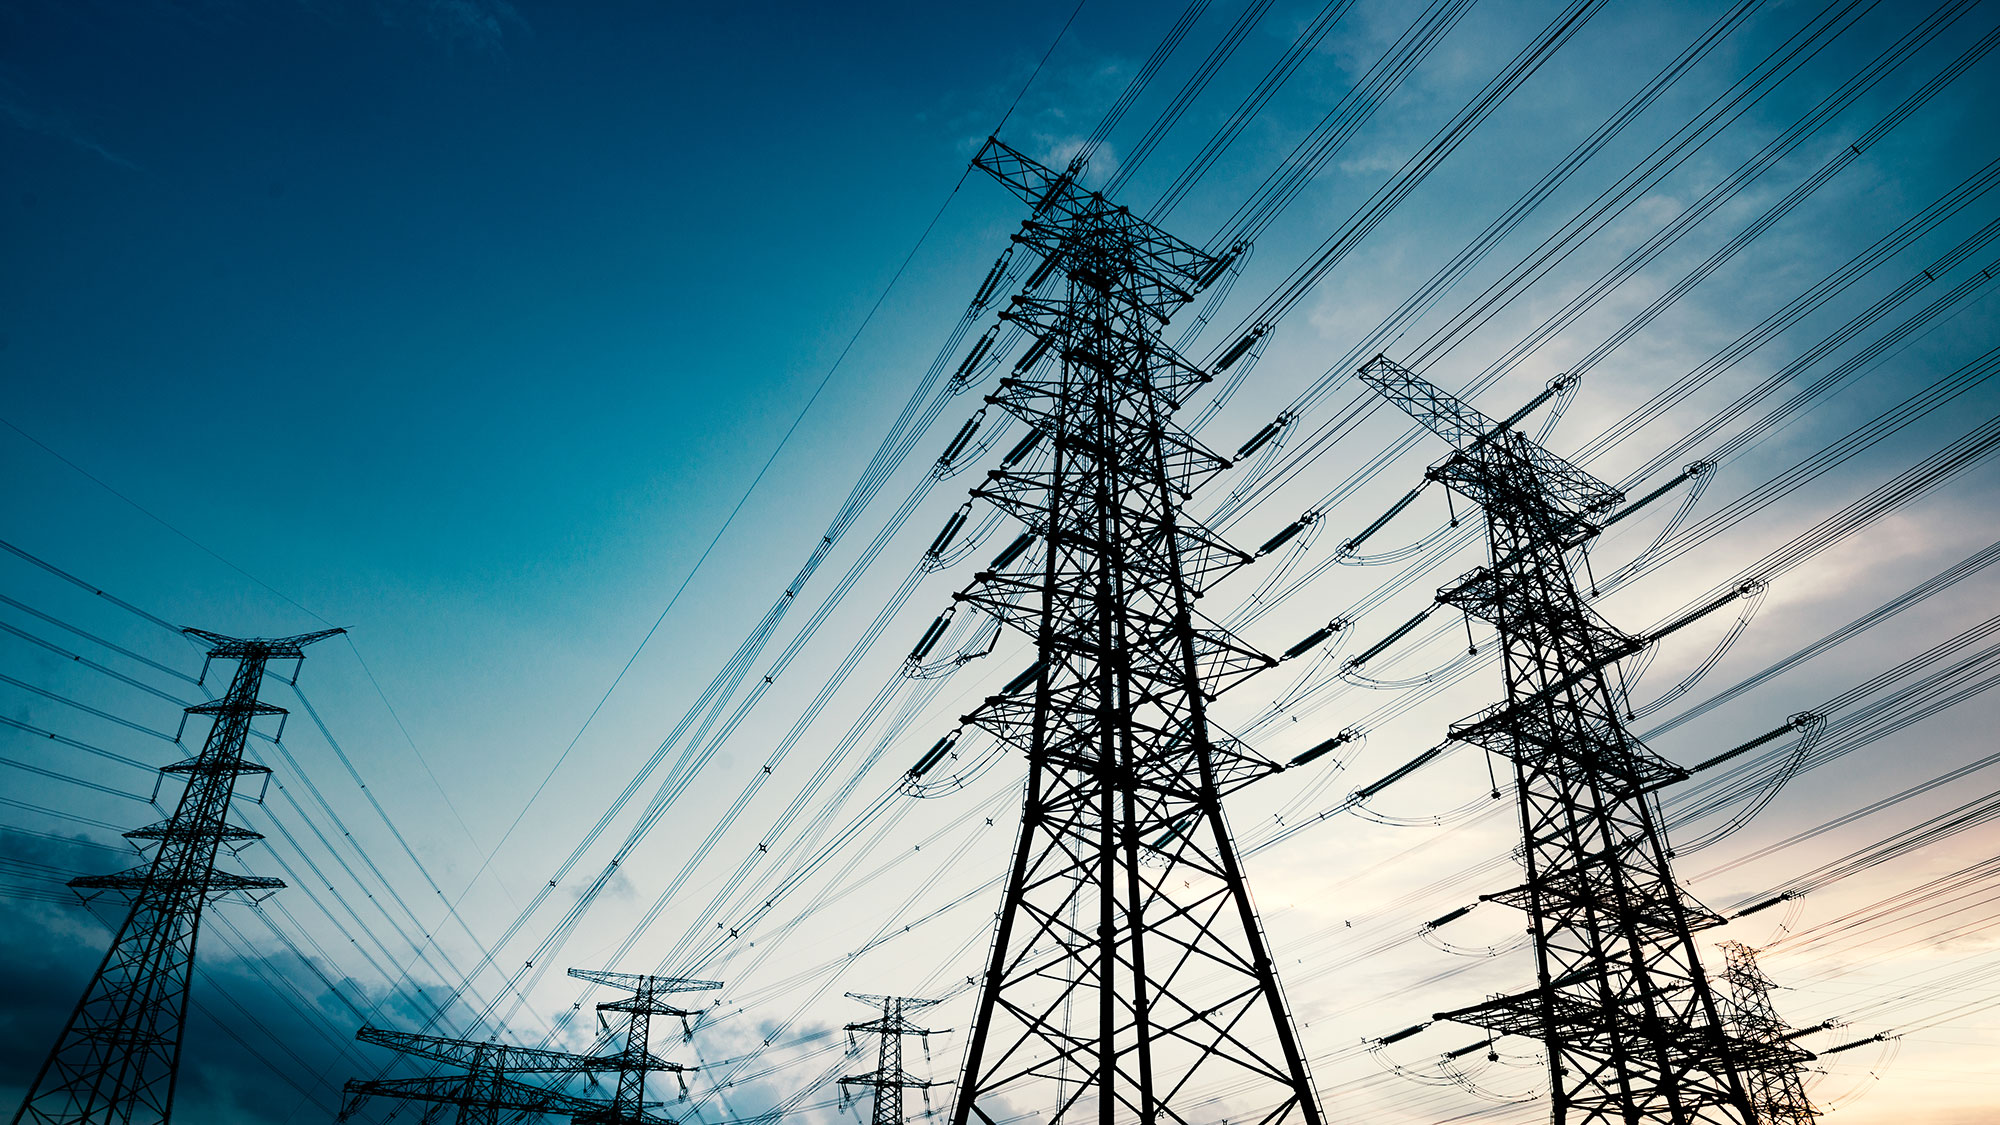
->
1717 943 1819 1125
841 994 943 1125
12 627 343 1125
339 1028 607 1125
948 136 1322 1125
1359 356 1755 1124
567 968 719 1124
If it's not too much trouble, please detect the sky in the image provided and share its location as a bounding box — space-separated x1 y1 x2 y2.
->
3 0 2000 1122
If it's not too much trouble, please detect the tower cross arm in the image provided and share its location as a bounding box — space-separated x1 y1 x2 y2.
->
1359 355 1623 515
182 626 346 658
356 1026 621 1072
568 967 722 995
971 136 1218 291
339 1074 603 1117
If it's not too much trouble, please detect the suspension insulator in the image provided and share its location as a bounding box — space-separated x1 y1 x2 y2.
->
1194 245 1241 289
1014 334 1055 372
1424 904 1475 931
1002 660 1044 696
1257 516 1309 557
1235 413 1289 460
972 248 1014 310
1026 252 1061 290
908 610 954 663
1379 1023 1428 1045
1351 607 1433 667
990 532 1036 571
910 730 961 778
1001 428 1043 467
926 506 970 558
1282 619 1345 660
1732 892 1795 919
939 409 985 466
1216 328 1262 371
1288 732 1350 768
953 330 997 383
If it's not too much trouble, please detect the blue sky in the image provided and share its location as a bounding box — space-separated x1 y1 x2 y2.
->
5 1 2000 1122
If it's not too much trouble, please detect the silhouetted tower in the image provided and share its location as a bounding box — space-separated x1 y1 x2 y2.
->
949 137 1322 1125
1358 355 1753 1124
567 968 719 1123
11 627 343 1125
338 1028 607 1125
840 994 943 1125
1717 943 1819 1125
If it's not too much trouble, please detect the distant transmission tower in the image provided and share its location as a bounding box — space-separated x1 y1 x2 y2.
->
949 137 1322 1125
1717 943 1820 1125
840 994 943 1125
339 1028 607 1124
567 968 720 1123
12 627 343 1125
1358 356 1756 1124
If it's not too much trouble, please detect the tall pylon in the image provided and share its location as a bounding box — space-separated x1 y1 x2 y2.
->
1717 943 1820 1125
12 627 343 1125
1358 355 1755 1123
948 136 1322 1125
566 968 720 1123
840 994 943 1125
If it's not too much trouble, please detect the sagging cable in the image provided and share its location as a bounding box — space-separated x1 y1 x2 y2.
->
908 729 961 779
1628 580 1768 719
1600 460 1716 586
935 409 987 473
1246 513 1322 604
906 609 955 667
971 247 1015 310
924 504 972 563
951 329 1000 388
1341 481 1429 557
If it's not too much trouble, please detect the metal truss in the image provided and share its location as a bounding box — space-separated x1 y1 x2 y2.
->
1717 943 1819 1125
568 968 719 1124
948 136 1323 1125
1361 355 1756 1124
339 1028 608 1125
841 993 944 1125
11 628 343 1125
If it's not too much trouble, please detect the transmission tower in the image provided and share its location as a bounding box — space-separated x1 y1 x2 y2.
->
11 627 343 1125
339 1027 609 1125
566 967 720 1124
1358 355 1755 1124
948 136 1322 1125
840 994 943 1125
1717 943 1820 1125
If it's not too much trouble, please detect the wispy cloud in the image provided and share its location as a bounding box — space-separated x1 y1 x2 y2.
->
377 0 529 56
0 84 139 171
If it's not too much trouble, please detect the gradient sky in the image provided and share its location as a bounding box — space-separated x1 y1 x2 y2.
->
4 1 2000 1123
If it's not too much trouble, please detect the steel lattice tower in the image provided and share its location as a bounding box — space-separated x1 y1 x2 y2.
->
339 1029 608 1125
11 627 343 1125
841 994 943 1125
949 137 1322 1125
567 968 719 1124
1716 943 1819 1125
1359 356 1754 1123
